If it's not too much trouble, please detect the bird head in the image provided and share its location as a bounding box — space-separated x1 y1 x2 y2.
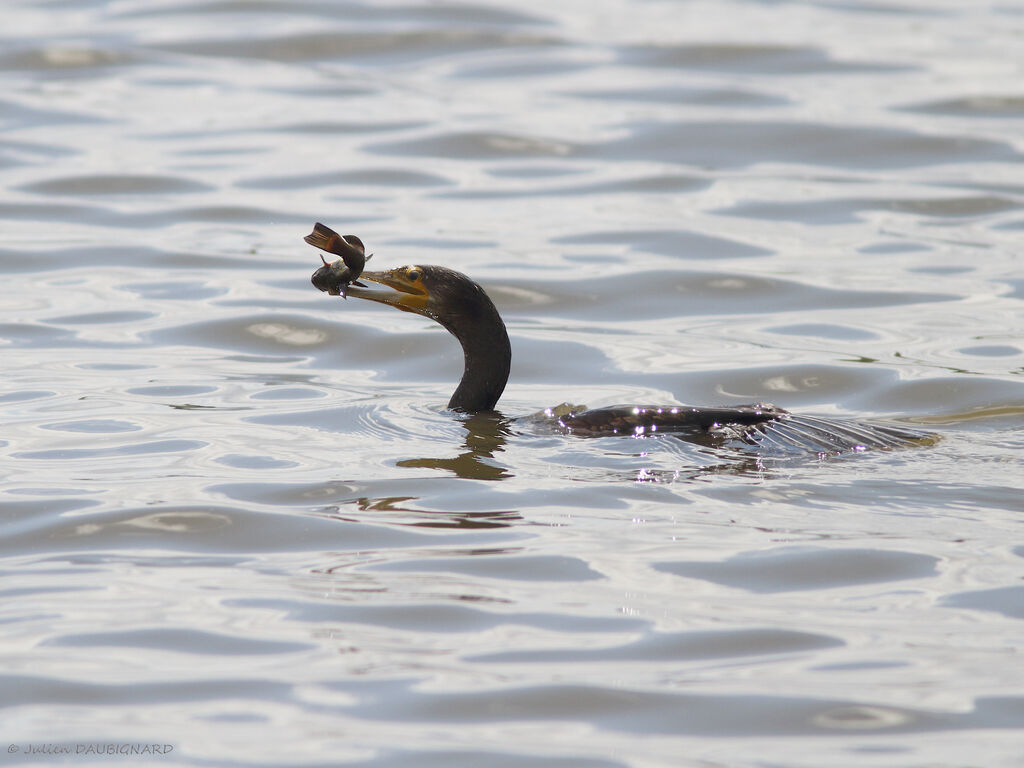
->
339 264 496 331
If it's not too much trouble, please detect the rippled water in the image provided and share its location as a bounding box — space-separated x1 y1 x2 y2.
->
3 1 1024 766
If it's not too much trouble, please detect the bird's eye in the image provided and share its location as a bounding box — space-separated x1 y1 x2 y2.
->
406 268 421 282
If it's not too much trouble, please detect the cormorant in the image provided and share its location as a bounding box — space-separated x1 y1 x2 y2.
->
309 226 933 454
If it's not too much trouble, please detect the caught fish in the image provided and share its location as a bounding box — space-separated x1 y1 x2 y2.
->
306 222 370 297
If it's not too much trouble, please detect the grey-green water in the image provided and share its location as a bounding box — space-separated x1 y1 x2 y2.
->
2 1 1024 766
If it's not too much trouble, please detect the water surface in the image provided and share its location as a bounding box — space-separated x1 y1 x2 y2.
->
2 1 1024 766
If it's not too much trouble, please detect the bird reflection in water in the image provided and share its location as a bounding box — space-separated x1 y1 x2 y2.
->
396 411 514 482
341 414 519 528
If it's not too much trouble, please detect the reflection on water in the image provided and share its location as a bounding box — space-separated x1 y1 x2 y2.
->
3 0 1024 766
396 412 514 481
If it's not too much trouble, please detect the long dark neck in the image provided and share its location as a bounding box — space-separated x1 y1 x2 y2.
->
436 283 510 413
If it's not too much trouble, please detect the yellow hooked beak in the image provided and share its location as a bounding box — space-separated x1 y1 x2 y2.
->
344 266 431 316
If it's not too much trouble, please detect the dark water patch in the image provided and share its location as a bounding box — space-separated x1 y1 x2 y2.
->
561 253 618 265
0 323 79 348
170 205 309 224
349 682 1015 736
0 673 290 709
248 387 326 401
38 553 251 571
1001 278 1024 300
501 335 620 389
469 627 842 663
229 597 643 635
0 138 74 170
908 265 973 275
0 243 281 274
767 323 879 341
16 671 1012 738
147 313 364 360
0 504 502 558
451 54 591 79
0 201 308 229
859 241 932 254
120 1 550 27
0 43 139 74
158 28 561 65
540 173 710 195
265 119 427 134
884 195 1020 218
237 168 452 190
899 95 1024 118
39 419 141 434
0 497 101 539
593 121 1020 170
943 586 1024 620
122 281 227 301
0 97 109 129
439 174 714 199
46 310 155 326
389 2 551 26
702 475 1023 514
815 661 908 673
815 1 944 16
994 217 1024 231
866 376 1024 419
500 270 955 321
222 354 307 366
21 174 212 196
616 42 910 75
0 203 120 228
275 320 468 381
214 454 299 469
655 547 939 592
170 144 266 159
188 479 522 528
0 584 97 600
382 236 499 250
569 85 789 108
76 364 150 372
42 628 314 655
246 405 399 436
366 553 603 582
487 165 582 179
211 480 381 508
0 391 54 403
14 439 207 461
715 195 1020 225
367 130 577 160
552 229 770 260
713 198 872 225
366 121 1020 171
126 385 218 397
959 345 1021 357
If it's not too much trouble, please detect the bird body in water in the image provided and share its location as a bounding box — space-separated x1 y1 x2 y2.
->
309 227 933 454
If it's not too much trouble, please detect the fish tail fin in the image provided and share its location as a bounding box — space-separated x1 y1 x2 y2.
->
304 222 341 252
